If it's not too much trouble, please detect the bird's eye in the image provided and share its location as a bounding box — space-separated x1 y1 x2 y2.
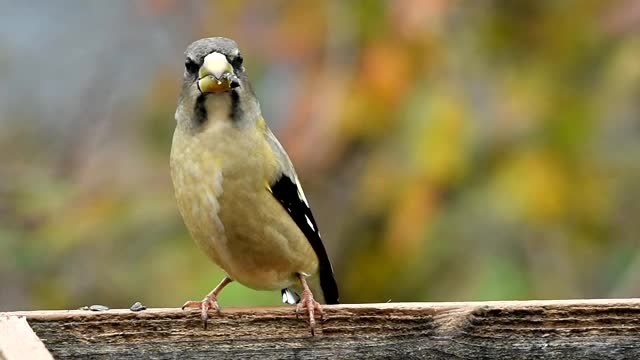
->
232 54 243 69
184 57 199 74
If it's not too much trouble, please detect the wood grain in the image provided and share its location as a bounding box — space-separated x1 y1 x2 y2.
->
2 299 640 359
0 316 53 360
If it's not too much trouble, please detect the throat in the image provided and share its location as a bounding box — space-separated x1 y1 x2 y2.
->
193 90 242 127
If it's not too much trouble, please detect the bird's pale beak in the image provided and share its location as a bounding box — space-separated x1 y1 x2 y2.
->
197 52 240 94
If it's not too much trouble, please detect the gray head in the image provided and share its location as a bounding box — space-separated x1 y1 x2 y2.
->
186 37 239 61
176 37 260 130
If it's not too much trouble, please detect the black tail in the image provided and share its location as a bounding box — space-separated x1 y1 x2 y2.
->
319 263 339 304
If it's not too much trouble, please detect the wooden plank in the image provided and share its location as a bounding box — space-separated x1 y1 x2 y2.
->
2 299 640 359
0 316 53 360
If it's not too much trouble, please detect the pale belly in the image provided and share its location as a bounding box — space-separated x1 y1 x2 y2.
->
170 129 319 290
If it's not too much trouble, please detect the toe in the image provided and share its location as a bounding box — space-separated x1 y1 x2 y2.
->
201 307 209 329
207 299 221 315
314 302 324 320
181 300 202 310
295 289 323 336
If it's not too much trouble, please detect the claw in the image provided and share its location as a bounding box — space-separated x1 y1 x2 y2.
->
181 277 233 329
181 295 220 329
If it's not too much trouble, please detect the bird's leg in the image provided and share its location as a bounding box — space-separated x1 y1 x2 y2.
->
295 273 323 336
181 276 233 329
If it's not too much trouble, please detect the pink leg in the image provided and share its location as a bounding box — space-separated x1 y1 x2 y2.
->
295 274 324 336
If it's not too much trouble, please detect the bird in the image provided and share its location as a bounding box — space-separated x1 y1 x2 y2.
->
170 37 339 335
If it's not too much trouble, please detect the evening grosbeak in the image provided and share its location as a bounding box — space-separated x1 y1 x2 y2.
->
170 37 339 335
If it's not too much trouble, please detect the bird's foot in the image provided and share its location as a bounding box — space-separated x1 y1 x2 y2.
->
295 289 324 336
181 294 221 329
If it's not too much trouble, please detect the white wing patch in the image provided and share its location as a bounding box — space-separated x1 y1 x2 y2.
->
294 177 321 236
268 174 313 231
305 215 315 231
294 176 310 207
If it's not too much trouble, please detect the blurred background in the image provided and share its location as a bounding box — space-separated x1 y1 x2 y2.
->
1 0 640 311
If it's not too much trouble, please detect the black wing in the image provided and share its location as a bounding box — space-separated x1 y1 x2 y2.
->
270 174 339 304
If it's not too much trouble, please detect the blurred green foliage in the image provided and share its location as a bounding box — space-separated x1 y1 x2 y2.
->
1 0 640 310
